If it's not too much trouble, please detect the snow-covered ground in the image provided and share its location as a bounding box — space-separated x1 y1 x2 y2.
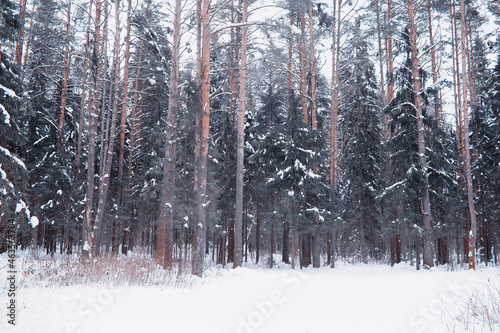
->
1 254 499 333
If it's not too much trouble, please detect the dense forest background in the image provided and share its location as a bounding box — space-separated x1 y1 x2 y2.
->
1 0 499 277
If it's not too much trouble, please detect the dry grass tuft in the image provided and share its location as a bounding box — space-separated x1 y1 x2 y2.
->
17 252 199 288
442 277 500 332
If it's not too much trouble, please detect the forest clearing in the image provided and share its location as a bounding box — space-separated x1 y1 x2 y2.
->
1 252 499 333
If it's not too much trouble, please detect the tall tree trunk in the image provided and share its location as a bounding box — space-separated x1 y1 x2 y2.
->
283 15 294 266
57 0 72 151
451 2 464 165
466 25 476 110
194 0 202 197
22 0 35 70
309 1 317 132
428 0 448 263
428 0 442 126
376 0 386 108
330 0 341 191
407 0 433 268
452 0 467 263
157 0 181 270
382 0 399 262
234 0 248 269
93 0 121 257
309 0 320 269
118 0 133 256
226 0 238 266
82 0 102 258
328 0 342 268
386 0 394 105
286 16 294 116
299 8 310 269
229 0 239 121
117 0 132 204
98 2 110 189
76 0 93 169
15 0 27 65
192 0 210 278
459 0 477 270
299 13 308 125
384 0 394 160
100 1 113 253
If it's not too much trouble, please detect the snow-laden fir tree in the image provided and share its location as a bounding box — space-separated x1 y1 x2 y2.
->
247 81 288 265
23 0 80 255
339 18 383 263
379 28 430 269
471 46 500 264
0 0 34 250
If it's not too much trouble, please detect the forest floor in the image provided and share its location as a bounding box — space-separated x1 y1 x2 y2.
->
1 252 499 333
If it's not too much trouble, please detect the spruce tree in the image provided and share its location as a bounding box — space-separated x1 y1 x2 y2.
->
475 50 500 263
1 0 33 250
247 81 288 265
339 19 383 263
380 28 428 268
23 0 79 254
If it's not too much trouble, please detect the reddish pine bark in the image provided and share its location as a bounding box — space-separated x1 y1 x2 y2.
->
157 0 181 270
299 13 308 125
309 0 320 269
194 0 202 197
15 0 27 65
22 0 36 70
386 0 394 106
227 0 239 265
376 0 386 108
428 1 442 127
407 0 434 268
459 0 477 270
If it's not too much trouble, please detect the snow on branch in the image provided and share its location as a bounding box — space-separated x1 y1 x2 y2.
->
0 84 18 98
0 146 27 170
0 104 10 125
